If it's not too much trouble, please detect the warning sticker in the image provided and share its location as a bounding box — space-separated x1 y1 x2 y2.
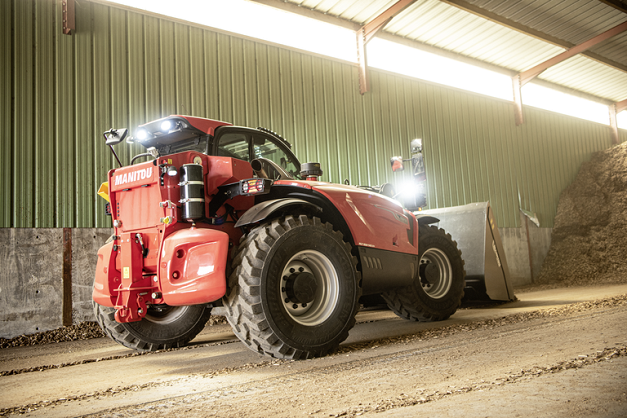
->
123 267 130 279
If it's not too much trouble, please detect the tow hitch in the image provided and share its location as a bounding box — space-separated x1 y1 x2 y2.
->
114 232 157 323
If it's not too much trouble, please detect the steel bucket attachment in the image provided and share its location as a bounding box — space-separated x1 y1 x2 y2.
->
418 202 515 301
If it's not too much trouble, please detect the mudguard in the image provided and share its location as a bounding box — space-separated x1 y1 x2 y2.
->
414 214 440 225
159 227 229 306
234 198 321 228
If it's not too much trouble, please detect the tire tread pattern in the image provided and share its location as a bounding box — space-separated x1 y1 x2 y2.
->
383 225 466 322
92 301 211 352
224 215 361 360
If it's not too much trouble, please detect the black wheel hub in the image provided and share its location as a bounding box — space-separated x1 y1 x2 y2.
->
284 271 317 304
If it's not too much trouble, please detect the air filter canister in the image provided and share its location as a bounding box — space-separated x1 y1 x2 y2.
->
179 164 205 221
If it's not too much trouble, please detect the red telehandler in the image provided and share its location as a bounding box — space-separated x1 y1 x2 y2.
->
93 115 465 359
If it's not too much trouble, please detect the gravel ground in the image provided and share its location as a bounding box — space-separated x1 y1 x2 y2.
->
0 323 105 349
1 287 625 417
0 316 229 350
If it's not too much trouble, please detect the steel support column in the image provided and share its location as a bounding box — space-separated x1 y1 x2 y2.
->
610 99 627 145
357 0 416 94
513 20 627 126
62 0 75 35
512 75 523 126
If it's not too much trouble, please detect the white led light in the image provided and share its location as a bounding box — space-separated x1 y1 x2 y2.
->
160 120 173 132
136 129 149 141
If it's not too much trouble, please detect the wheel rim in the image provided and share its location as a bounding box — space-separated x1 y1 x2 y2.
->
144 305 189 324
280 250 339 326
419 248 453 299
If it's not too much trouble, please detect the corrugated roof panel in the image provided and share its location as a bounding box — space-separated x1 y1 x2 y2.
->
283 0 627 103
593 31 627 65
335 0 397 23
468 0 627 65
540 56 627 102
385 2 567 70
435 15 499 50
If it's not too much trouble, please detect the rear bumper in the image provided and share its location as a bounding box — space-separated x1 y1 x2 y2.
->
92 227 229 321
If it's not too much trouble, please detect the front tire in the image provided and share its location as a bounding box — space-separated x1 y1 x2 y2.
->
383 225 465 321
223 215 361 359
93 300 211 351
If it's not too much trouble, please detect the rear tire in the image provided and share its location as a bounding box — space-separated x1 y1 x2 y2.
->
223 215 361 359
383 225 465 321
93 300 211 351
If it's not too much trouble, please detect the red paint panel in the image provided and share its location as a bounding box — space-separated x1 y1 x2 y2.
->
159 227 229 305
92 241 119 307
205 156 254 196
314 184 417 255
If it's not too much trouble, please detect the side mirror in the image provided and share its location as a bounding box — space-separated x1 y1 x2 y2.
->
390 156 404 172
103 128 128 146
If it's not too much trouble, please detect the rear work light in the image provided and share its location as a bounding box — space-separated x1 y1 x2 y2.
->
241 179 271 195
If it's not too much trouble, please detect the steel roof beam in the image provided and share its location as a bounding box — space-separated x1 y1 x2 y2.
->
358 0 417 94
251 0 621 106
598 0 627 14
518 21 627 86
513 20 627 126
441 0 627 74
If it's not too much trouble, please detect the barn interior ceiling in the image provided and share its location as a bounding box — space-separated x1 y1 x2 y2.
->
252 0 627 140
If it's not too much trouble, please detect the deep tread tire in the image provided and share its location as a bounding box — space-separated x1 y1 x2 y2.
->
93 300 211 351
223 215 361 359
383 225 465 322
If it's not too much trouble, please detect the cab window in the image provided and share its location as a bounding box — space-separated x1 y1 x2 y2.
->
252 134 300 179
216 132 250 161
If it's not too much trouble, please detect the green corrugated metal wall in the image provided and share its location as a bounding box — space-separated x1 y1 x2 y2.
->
1 0 625 229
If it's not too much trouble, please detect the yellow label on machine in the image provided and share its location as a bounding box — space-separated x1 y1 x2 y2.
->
123 267 130 279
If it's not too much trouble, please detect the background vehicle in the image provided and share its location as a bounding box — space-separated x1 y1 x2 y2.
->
93 115 466 359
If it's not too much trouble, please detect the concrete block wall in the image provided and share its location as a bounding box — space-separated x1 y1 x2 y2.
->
0 229 65 338
0 228 110 339
500 211 552 287
72 229 113 323
0 222 551 339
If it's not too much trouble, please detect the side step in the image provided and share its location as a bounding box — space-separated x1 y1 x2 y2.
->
418 202 516 302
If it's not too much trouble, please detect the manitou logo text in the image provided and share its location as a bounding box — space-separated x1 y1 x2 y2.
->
114 168 153 186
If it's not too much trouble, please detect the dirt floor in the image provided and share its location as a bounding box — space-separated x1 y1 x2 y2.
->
1 283 626 417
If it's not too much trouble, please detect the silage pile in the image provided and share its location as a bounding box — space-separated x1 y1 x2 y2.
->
537 141 627 285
